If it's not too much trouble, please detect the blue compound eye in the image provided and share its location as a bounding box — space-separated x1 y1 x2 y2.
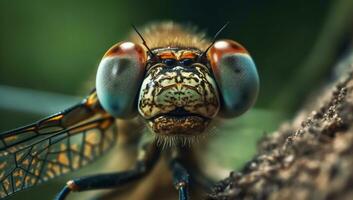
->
208 40 259 118
96 42 146 118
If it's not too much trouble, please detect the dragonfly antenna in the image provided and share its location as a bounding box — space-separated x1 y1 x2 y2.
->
200 21 230 59
132 24 156 58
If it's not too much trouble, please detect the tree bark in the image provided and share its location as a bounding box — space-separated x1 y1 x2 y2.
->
208 52 353 200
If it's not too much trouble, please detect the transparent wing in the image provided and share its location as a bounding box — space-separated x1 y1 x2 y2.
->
0 90 117 198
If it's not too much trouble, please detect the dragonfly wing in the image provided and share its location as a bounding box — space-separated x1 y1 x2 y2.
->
0 90 117 198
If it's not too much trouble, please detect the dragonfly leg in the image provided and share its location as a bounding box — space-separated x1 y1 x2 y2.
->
55 141 160 200
170 158 190 200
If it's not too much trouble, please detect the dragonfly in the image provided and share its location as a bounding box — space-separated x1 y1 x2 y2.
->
0 22 259 200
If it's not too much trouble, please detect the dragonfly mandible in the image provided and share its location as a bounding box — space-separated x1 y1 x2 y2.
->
0 22 259 200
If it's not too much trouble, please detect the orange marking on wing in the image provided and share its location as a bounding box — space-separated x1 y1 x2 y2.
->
47 171 54 178
47 163 52 169
47 115 64 122
24 127 36 132
34 169 40 176
86 93 98 106
3 179 9 190
100 119 113 129
25 176 30 185
85 92 108 114
52 165 60 174
16 180 21 187
16 152 26 162
86 130 101 145
60 143 67 151
71 144 79 151
84 145 92 157
72 155 80 169
23 159 30 166
13 170 19 177
58 153 69 166
4 135 17 143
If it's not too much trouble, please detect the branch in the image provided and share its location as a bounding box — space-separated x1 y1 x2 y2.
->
208 62 353 199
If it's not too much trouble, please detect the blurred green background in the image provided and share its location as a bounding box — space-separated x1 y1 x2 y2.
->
1 0 352 199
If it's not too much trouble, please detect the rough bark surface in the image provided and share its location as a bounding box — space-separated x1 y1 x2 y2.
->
208 66 353 200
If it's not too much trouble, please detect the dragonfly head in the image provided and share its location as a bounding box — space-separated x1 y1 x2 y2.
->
138 48 220 136
96 37 259 140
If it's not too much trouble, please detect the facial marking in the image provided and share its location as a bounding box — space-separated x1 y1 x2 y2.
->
139 64 219 119
137 49 220 136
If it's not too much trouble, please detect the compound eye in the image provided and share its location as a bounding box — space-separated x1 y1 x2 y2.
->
96 42 146 118
208 40 259 118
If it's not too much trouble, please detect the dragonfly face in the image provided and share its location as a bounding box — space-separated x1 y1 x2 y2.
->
0 22 260 200
138 48 220 136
